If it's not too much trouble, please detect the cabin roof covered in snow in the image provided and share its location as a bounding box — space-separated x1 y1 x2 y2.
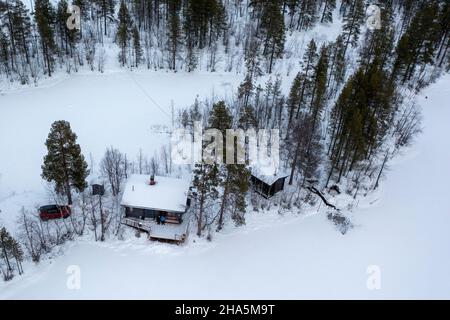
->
121 175 191 213
251 169 289 186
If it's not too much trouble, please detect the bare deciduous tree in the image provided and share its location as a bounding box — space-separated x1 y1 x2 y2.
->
100 147 127 197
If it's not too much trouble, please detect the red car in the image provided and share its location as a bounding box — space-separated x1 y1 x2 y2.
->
39 205 71 221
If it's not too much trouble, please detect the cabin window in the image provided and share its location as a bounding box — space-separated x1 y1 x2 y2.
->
126 207 144 218
144 209 158 218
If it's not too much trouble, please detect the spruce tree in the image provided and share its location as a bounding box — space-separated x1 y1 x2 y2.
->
34 0 56 76
41 120 89 205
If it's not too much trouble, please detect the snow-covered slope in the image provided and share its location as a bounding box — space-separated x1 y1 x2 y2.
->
1 74 448 299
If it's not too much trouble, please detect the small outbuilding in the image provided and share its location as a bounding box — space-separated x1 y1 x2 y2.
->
121 174 191 243
250 171 289 199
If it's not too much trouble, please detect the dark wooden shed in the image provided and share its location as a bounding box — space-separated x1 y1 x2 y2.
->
250 173 288 198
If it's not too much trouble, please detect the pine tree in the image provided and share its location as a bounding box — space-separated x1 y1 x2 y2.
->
342 0 365 55
326 60 395 185
184 17 198 73
238 105 258 131
167 0 181 70
293 39 318 120
392 2 441 83
436 1 449 68
94 0 116 36
41 120 89 205
286 72 303 133
288 45 328 186
308 45 329 127
56 0 78 57
286 0 299 28
238 74 254 109
9 236 24 275
296 0 319 30
0 0 32 70
0 227 22 280
116 1 132 66
192 161 219 237
227 164 250 227
72 0 87 37
0 0 18 70
34 0 56 76
211 102 232 230
0 30 9 76
258 0 285 73
239 39 263 108
0 227 14 280
206 100 232 164
320 0 336 24
132 25 142 67
359 6 395 72
207 101 250 230
327 35 346 93
183 0 226 49
244 38 263 80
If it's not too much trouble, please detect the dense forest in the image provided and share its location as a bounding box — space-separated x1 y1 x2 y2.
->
0 1 448 81
0 0 449 280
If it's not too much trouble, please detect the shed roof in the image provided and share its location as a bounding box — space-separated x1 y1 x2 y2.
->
251 168 289 186
121 175 191 213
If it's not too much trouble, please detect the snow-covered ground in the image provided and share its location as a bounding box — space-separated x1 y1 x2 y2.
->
0 73 449 299
0 71 243 232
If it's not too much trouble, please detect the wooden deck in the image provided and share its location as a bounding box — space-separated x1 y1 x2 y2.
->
122 216 190 244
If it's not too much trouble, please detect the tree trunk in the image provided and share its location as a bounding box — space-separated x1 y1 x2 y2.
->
217 173 230 231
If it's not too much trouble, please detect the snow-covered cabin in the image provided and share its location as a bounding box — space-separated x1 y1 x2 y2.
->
121 174 191 243
250 171 289 199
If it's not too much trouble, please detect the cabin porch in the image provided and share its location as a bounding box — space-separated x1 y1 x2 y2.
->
122 214 190 244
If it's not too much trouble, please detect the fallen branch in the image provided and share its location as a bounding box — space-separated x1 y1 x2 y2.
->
307 186 340 211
